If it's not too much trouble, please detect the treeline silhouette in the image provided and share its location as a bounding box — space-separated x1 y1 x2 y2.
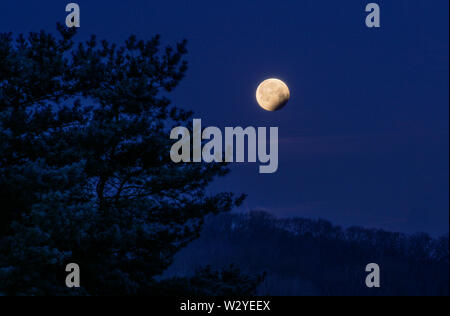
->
165 211 449 296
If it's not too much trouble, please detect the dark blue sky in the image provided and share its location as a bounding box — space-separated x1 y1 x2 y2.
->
1 0 448 235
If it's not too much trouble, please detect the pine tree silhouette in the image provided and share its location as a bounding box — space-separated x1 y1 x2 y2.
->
0 25 246 295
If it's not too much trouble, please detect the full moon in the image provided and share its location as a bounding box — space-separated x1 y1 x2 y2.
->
256 78 290 111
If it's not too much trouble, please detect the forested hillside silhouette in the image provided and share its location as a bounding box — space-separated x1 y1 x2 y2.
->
165 211 449 296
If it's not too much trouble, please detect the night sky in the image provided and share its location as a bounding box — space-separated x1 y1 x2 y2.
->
1 0 448 235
